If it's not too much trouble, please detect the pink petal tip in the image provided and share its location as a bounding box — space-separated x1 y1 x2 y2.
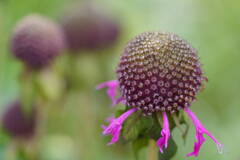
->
102 108 137 145
157 112 171 153
96 80 120 106
184 107 223 157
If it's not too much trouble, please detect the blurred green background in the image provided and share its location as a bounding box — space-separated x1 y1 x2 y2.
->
0 0 239 159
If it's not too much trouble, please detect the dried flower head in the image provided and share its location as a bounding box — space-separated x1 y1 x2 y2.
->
2 101 37 139
11 14 65 70
61 4 120 52
97 32 223 157
117 32 205 115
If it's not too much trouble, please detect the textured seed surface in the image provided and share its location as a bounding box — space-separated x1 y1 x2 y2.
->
117 32 206 115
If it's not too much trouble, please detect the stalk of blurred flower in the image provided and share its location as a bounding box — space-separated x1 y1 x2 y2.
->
8 14 66 159
10 13 65 109
58 2 122 159
60 2 121 90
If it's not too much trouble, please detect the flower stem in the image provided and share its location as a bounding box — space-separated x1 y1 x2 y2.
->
172 113 184 133
147 139 158 160
156 112 163 127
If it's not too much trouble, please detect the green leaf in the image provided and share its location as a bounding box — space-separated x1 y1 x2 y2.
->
122 115 140 141
141 114 163 140
132 138 148 160
158 138 178 160
115 109 125 117
122 112 153 141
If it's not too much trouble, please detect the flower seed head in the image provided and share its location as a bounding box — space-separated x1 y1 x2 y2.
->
61 4 120 52
117 32 206 115
11 14 65 70
2 101 37 139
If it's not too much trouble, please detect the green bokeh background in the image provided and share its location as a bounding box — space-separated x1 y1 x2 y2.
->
0 0 239 159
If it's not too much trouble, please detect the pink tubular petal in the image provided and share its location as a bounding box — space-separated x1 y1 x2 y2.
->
96 80 119 106
184 107 223 157
106 116 115 123
102 108 138 145
157 112 171 153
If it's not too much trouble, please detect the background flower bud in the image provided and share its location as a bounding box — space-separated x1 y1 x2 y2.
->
61 3 120 52
2 101 37 139
11 14 65 70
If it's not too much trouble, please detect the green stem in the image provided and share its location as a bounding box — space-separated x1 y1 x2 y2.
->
172 113 184 133
172 113 189 144
147 140 158 160
67 54 81 89
156 112 163 127
20 70 37 116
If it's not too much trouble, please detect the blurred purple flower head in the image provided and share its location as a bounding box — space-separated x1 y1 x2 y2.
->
61 3 120 52
97 32 223 157
11 14 65 70
2 101 37 139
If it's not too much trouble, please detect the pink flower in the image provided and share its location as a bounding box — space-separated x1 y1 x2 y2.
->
98 79 223 157
157 112 171 153
102 108 138 145
96 80 119 106
184 107 223 157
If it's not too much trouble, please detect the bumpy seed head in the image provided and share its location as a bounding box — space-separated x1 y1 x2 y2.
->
2 101 37 139
117 32 207 115
11 14 65 70
61 3 120 52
